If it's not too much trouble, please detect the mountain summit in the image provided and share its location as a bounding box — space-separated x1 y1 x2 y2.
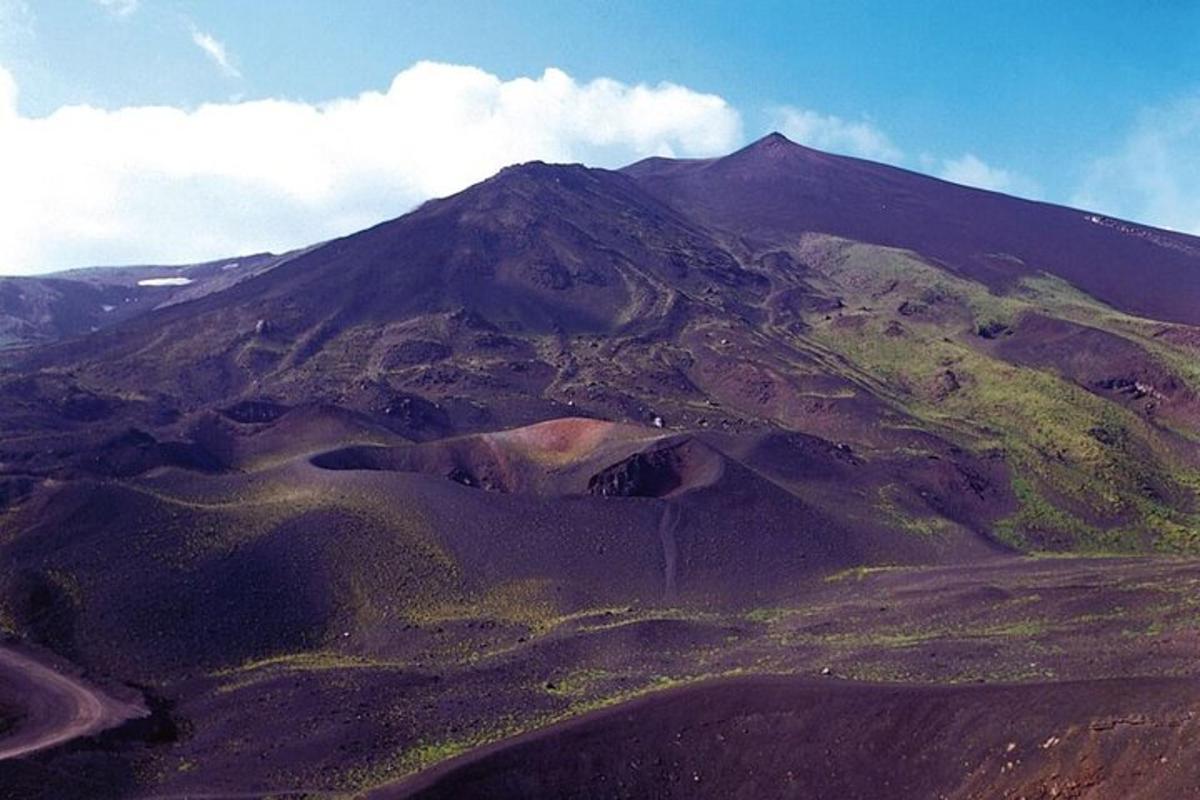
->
628 132 1200 324
2 136 1198 551
2 135 1200 799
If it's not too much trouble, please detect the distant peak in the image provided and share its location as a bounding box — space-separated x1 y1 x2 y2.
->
759 131 796 146
708 131 820 171
729 131 813 162
493 159 597 183
750 131 800 150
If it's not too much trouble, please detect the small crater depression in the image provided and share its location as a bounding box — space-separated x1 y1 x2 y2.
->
221 400 289 425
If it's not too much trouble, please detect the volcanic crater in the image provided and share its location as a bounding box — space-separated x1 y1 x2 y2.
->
3 134 1200 799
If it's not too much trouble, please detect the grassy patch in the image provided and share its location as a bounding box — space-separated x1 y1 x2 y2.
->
993 474 1113 551
793 237 1200 552
543 668 617 698
823 565 904 583
345 669 744 793
875 484 959 537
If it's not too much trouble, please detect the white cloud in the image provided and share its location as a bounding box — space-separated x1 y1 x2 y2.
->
0 61 742 275
1072 96 1200 235
770 105 902 162
92 0 138 17
935 153 1039 197
191 29 240 78
770 105 1037 199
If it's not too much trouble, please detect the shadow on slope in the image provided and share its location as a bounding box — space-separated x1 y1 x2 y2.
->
385 675 1200 800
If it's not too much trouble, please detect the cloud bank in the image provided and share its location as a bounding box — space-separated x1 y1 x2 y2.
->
14 52 1174 278
0 61 741 274
771 105 902 162
770 104 1035 199
1073 95 1200 235
934 153 1039 196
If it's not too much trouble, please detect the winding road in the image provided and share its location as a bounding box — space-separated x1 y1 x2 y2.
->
0 645 147 760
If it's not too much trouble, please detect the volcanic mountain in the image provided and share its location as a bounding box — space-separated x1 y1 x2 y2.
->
628 133 1200 324
2 134 1200 799
0 249 310 351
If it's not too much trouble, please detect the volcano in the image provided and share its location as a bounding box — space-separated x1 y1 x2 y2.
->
2 134 1200 799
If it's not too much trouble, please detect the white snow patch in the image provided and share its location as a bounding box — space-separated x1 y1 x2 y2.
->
137 277 193 287
101 304 116 313
221 261 241 271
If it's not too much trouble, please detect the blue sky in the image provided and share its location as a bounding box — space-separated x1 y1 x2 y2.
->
1 0 1198 273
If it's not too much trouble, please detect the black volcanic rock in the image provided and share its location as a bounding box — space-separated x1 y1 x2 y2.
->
588 446 686 498
6 135 1200 800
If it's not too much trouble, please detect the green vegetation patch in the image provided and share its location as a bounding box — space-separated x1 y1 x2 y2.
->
793 237 1200 552
875 484 960 537
823 565 906 583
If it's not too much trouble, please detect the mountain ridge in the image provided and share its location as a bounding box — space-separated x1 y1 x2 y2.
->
2 133 1198 556
628 133 1200 325
3 132 1200 798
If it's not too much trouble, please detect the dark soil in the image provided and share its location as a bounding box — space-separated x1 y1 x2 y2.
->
384 675 1200 800
2 134 1200 798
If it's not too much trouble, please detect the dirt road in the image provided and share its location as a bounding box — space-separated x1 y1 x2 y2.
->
0 645 146 761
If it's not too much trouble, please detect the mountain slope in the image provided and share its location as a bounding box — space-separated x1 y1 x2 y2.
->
626 133 1200 325
3 133 1200 798
5 134 1198 551
0 249 310 351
